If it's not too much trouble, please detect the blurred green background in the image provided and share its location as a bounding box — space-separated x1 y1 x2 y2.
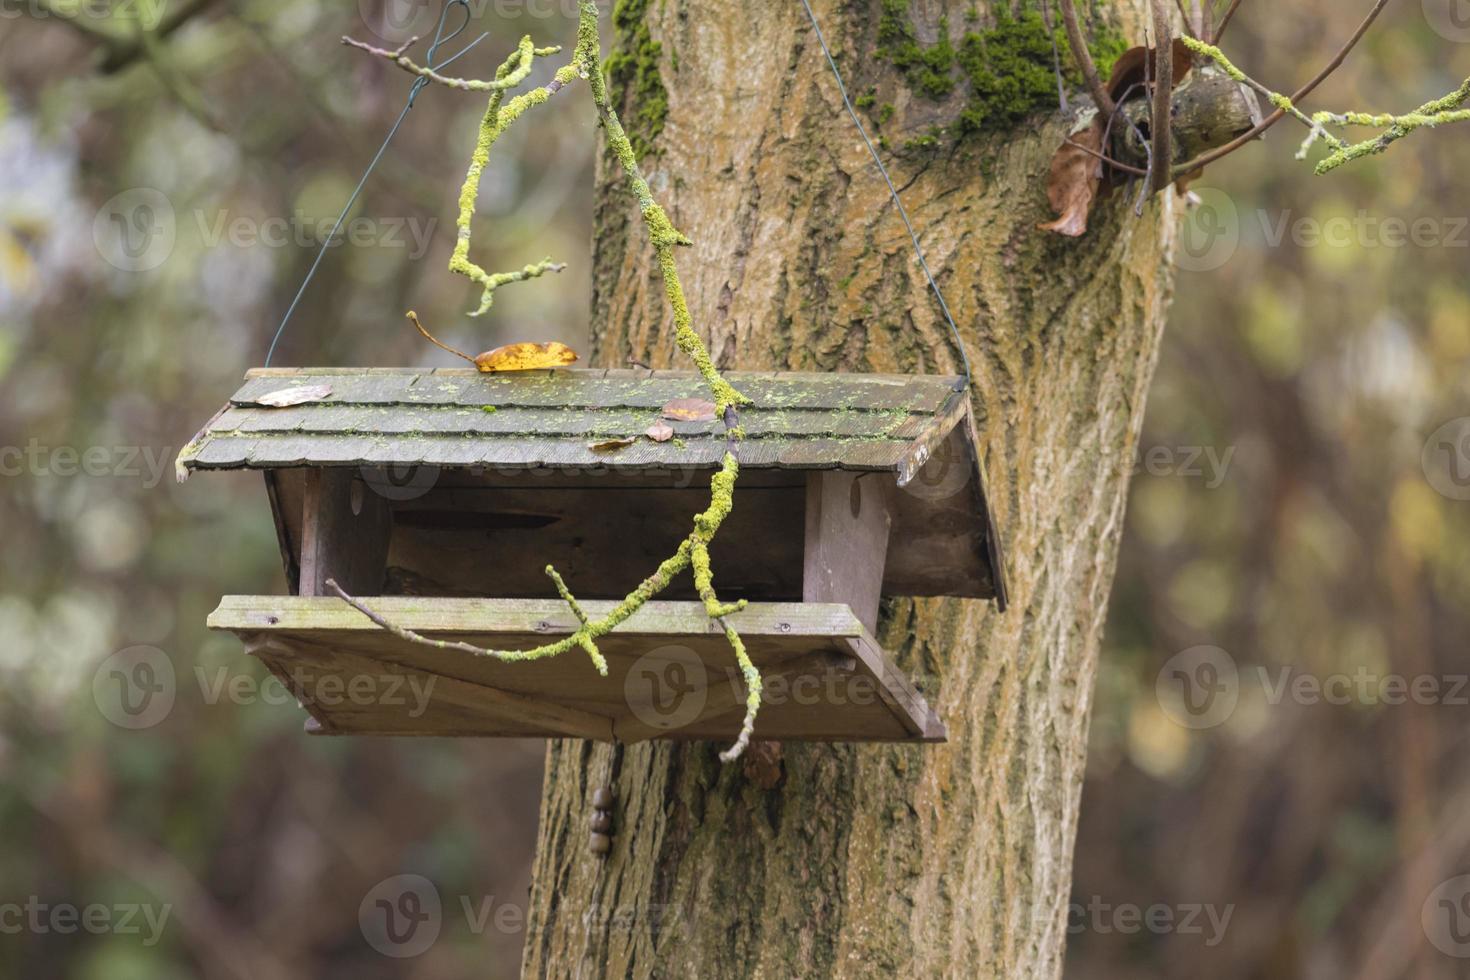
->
2 1 1470 977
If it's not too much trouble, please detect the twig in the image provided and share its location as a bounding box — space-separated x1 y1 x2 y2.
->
1314 76 1470 173
1064 136 1149 176
1174 0 1391 175
1039 0 1070 112
1058 0 1116 117
341 32 560 92
1150 0 1174 193
1213 0 1245 43
407 311 477 365
1174 0 1200 39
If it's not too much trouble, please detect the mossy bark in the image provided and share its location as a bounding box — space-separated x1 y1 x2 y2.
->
524 2 1177 977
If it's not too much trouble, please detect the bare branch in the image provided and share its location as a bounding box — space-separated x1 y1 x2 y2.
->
1174 0 1200 39
1059 0 1116 117
341 33 561 92
1175 0 1391 175
1150 0 1174 193
1213 0 1245 43
1065 136 1149 176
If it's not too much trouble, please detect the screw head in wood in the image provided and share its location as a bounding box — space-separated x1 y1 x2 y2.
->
589 831 612 856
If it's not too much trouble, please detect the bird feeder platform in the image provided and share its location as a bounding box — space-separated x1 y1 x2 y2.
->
181 367 1008 745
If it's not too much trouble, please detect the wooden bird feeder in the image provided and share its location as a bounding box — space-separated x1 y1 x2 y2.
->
182 367 1007 744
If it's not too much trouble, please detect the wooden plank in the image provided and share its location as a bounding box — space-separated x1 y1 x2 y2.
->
207 598 938 742
298 468 392 597
214 404 924 441
209 597 866 637
185 434 912 472
244 633 615 740
804 472 894 634
231 370 965 413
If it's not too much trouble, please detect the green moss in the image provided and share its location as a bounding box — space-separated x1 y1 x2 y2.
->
880 7 958 98
603 0 669 160
877 1 1127 136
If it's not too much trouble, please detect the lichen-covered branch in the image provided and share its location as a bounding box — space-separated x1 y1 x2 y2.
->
1312 76 1470 174
1180 35 1470 174
1172 0 1391 175
341 33 561 91
337 7 762 759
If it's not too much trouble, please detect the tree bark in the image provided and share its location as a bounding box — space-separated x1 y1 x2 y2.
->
525 2 1178 977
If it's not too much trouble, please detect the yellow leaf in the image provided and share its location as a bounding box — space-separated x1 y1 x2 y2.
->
661 398 717 422
589 437 635 453
474 342 579 373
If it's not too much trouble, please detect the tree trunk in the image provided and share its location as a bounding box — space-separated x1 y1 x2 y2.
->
525 2 1177 976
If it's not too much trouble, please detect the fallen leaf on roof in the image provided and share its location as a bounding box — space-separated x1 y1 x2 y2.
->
407 311 578 373
474 341 579 373
256 384 333 407
661 398 717 422
589 437 635 453
645 421 674 443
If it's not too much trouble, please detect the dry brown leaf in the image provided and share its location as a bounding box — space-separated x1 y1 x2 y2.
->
1040 119 1105 237
589 437 635 453
645 421 675 443
256 384 332 407
1104 38 1193 103
1041 38 1195 238
661 398 717 422
474 341 579 373
406 312 579 373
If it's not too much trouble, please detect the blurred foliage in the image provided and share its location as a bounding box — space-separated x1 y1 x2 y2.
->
1072 4 1470 979
3 1 1470 978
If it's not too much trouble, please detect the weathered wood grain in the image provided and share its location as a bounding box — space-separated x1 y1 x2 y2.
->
210 597 942 743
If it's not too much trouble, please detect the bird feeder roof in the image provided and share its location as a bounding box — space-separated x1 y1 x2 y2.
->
180 367 978 480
